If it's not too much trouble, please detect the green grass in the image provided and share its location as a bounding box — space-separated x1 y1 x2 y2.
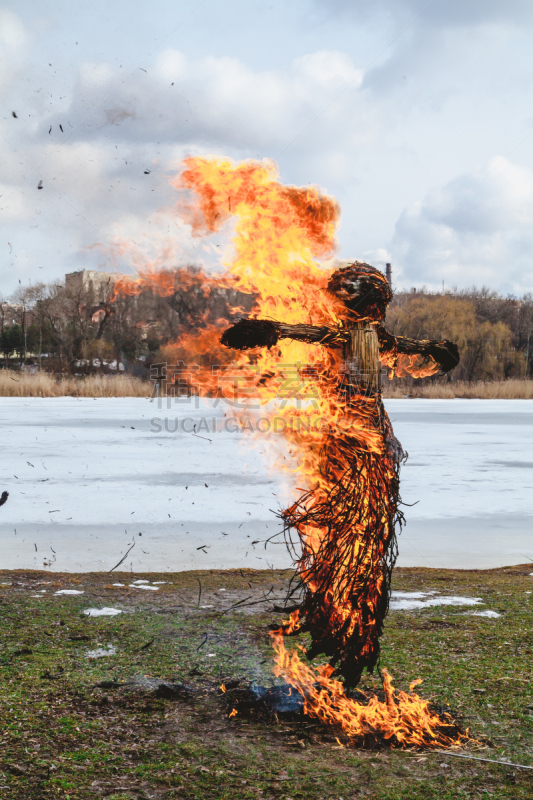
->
0 566 532 799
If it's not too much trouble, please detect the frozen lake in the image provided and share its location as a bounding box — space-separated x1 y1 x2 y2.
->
0 397 531 572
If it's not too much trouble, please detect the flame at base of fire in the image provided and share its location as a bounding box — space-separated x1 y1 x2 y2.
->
271 632 470 749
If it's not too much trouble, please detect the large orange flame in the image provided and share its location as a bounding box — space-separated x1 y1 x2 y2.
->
112 155 467 748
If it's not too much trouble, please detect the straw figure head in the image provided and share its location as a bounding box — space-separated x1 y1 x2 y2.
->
327 262 392 322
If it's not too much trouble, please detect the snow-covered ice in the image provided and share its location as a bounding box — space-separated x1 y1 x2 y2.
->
0 397 531 572
386 399 533 570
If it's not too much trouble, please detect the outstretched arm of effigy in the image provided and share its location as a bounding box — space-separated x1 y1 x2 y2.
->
221 318 348 351
376 325 459 378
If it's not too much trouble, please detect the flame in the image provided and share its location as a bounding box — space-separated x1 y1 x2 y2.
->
111 155 467 748
390 353 442 379
111 264 234 304
271 631 469 748
228 708 238 719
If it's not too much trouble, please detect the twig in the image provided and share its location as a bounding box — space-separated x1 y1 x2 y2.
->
192 424 212 442
196 577 202 607
192 432 212 442
196 633 208 651
263 530 283 549
436 752 533 770
218 595 254 616
108 541 136 573
136 638 155 652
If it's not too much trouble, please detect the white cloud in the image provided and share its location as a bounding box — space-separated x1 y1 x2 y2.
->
390 157 533 292
315 0 533 107
0 46 375 294
0 10 29 96
45 48 367 150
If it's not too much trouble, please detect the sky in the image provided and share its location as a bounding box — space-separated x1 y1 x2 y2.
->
1 0 533 297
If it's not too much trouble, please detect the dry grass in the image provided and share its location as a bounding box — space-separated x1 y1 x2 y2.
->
382 378 533 399
0 369 151 397
1 370 532 399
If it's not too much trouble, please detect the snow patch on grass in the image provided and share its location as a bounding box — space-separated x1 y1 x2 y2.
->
86 644 117 658
390 591 482 611
83 608 122 617
130 584 159 591
468 610 502 618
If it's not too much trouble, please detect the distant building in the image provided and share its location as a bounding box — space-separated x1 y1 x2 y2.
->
65 270 115 301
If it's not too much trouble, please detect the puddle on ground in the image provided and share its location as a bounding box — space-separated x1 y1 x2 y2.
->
83 607 122 617
390 591 482 611
86 644 117 658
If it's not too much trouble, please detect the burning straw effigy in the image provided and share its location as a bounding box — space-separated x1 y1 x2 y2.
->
220 263 463 747
113 155 468 747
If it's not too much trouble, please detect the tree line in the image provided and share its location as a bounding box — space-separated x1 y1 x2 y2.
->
1 269 253 375
386 288 533 382
2 270 532 382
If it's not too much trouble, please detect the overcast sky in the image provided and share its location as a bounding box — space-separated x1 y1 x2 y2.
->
1 0 533 297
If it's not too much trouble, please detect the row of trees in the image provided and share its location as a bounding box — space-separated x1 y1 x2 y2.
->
386 288 533 382
1 269 253 374
2 270 532 382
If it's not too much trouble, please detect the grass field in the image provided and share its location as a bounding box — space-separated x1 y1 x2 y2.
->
1 565 532 799
1 370 533 399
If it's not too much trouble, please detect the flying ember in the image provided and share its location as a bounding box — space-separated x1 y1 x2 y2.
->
113 155 466 747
